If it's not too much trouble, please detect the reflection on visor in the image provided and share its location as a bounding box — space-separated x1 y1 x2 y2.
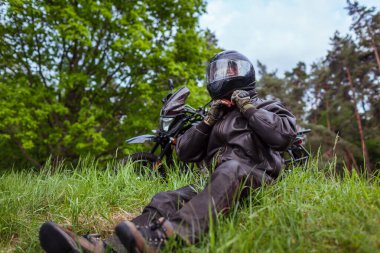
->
207 59 251 83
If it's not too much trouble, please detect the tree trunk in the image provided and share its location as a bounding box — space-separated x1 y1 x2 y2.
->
326 99 331 131
369 28 380 73
371 39 380 73
345 66 371 173
346 148 360 174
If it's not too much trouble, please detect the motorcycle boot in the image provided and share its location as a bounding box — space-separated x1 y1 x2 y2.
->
39 221 119 253
115 217 175 253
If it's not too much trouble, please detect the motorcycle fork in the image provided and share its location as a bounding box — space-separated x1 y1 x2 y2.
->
150 142 160 154
151 141 173 171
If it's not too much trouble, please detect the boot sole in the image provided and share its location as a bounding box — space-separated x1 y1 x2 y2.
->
39 221 80 253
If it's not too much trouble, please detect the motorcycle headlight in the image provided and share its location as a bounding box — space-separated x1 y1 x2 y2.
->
159 117 175 132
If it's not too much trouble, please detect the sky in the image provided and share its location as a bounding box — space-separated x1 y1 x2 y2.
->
199 0 379 75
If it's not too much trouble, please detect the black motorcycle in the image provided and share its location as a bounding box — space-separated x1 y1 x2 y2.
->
125 84 311 174
124 84 206 174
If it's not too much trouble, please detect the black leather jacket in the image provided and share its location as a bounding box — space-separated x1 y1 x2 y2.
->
176 91 297 179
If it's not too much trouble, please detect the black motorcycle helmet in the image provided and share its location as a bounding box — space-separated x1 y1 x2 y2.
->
206 50 256 100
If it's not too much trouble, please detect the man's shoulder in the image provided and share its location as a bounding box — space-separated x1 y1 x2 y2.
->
252 97 285 109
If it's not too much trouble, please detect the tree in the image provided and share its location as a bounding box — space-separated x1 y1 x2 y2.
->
255 61 286 101
347 1 380 166
324 33 371 172
307 61 332 128
283 62 308 120
0 0 219 168
256 61 309 122
346 0 380 72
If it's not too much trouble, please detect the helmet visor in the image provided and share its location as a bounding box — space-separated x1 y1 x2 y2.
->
207 59 252 83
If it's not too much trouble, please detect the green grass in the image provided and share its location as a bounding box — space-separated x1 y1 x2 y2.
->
0 157 379 252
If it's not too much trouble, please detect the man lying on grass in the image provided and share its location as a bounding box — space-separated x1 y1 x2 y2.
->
39 50 297 253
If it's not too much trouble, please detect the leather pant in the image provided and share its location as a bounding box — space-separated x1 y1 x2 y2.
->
132 160 273 243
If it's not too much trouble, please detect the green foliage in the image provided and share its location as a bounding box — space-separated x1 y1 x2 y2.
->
0 158 379 252
0 0 219 168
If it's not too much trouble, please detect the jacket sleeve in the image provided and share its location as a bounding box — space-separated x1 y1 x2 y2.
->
242 101 297 151
175 121 211 162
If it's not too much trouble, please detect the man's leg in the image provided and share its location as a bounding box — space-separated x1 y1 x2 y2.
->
96 186 197 252
169 160 273 243
114 160 273 252
131 185 197 226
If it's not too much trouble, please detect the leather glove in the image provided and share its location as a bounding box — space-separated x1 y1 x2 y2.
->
204 100 226 126
231 90 255 113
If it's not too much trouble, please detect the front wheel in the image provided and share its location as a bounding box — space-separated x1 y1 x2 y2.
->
123 152 162 175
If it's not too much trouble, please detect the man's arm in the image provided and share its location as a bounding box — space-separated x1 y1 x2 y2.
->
175 121 211 162
231 90 297 151
176 99 228 162
243 102 297 151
